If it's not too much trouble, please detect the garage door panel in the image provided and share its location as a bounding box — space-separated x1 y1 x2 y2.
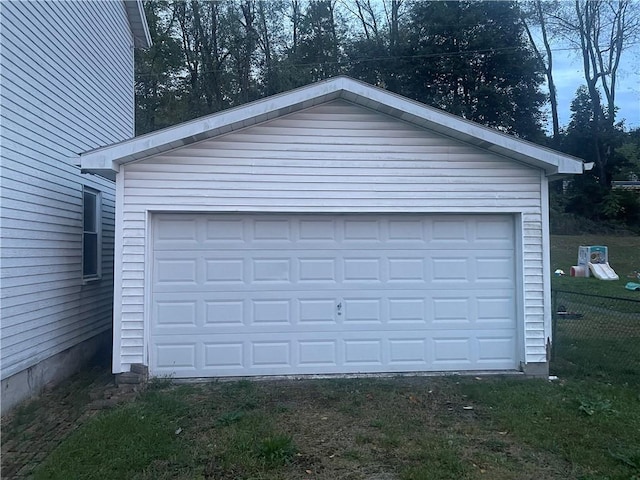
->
299 298 338 323
205 258 245 284
251 258 292 283
342 297 382 323
298 340 338 367
476 257 515 281
344 339 383 365
477 336 518 363
151 214 518 376
206 300 245 326
388 297 426 323
155 343 197 371
155 300 198 327
388 257 426 282
152 253 514 290
155 218 199 242
152 329 518 376
204 342 245 369
155 258 198 285
431 219 470 242
299 257 337 282
205 218 245 241
343 219 381 241
253 219 292 241
298 218 337 240
388 218 426 240
389 338 428 364
151 290 514 332
252 299 292 324
154 215 514 250
475 219 515 241
476 296 516 324
343 257 381 282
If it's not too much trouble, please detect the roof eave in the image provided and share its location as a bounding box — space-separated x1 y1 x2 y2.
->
337 79 585 176
80 76 586 178
80 79 347 176
124 0 152 48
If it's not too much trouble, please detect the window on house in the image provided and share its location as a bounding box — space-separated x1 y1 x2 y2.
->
83 187 101 280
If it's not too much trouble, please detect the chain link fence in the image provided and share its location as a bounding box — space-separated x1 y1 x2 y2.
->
551 290 640 384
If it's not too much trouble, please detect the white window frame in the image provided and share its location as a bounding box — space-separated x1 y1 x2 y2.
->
82 187 102 282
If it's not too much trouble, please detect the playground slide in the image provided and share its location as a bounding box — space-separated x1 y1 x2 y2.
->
588 262 619 281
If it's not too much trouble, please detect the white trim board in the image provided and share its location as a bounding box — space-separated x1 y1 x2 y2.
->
80 77 586 180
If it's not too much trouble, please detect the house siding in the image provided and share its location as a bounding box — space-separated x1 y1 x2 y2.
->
0 1 134 385
116 100 546 371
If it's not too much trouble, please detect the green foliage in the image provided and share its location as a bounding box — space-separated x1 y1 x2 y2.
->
609 446 640 470
292 1 345 82
255 435 297 467
135 1 187 134
578 397 615 416
553 176 640 231
400 446 469 480
561 87 629 181
615 128 640 181
462 378 640 479
552 90 640 230
216 410 245 426
135 0 547 139
33 405 186 480
399 1 546 139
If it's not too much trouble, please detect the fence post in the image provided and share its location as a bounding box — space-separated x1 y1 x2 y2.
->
550 289 557 362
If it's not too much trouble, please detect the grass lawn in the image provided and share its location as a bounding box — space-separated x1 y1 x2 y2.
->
550 234 640 298
10 235 640 480
549 235 640 386
30 376 640 480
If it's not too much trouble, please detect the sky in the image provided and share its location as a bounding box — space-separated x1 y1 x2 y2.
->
547 43 640 131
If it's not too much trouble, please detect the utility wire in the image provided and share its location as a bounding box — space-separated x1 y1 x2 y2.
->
137 42 620 78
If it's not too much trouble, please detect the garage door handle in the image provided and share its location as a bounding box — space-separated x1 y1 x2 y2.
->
337 302 342 315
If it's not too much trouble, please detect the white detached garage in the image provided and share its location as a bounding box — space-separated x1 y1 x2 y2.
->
80 76 585 378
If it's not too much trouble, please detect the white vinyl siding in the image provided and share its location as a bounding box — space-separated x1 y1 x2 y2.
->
116 100 545 370
0 1 134 380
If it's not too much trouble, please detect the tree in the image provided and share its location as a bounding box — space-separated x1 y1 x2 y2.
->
255 0 290 95
343 0 381 41
342 0 409 90
228 1 260 104
552 0 640 186
520 0 562 141
616 128 640 181
559 86 639 226
292 1 345 82
137 0 550 141
135 1 185 134
402 1 546 138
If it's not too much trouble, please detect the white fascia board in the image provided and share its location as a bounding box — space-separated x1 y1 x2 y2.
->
81 75 584 177
81 155 121 172
124 0 152 48
80 79 346 176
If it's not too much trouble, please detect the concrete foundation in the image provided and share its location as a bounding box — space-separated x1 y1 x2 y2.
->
1 330 111 415
520 361 550 378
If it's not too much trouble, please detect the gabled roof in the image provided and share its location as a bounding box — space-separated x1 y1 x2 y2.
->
80 76 586 181
123 0 151 48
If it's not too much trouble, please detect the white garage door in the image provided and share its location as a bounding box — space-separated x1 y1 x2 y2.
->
150 214 518 377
